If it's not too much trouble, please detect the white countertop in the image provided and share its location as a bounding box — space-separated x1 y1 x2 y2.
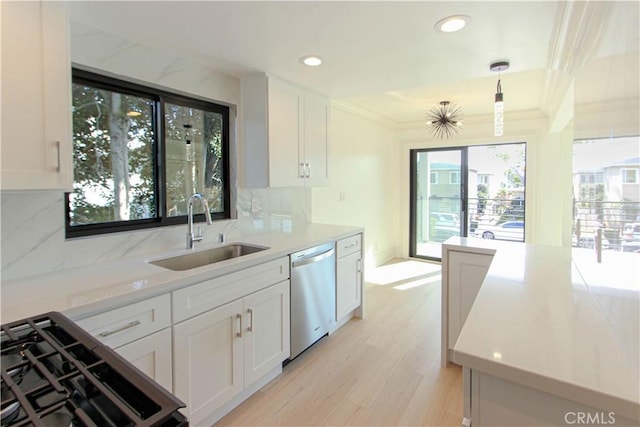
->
0 223 362 323
449 237 640 420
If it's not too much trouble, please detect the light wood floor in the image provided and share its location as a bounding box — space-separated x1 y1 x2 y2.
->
216 259 462 427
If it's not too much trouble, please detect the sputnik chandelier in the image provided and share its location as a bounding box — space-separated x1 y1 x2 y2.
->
426 101 463 139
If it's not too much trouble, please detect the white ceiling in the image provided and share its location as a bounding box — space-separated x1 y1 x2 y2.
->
69 1 639 125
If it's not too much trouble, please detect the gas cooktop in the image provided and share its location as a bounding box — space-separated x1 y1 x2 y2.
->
1 312 187 426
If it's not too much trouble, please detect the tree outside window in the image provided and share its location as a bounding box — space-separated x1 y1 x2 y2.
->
67 70 230 238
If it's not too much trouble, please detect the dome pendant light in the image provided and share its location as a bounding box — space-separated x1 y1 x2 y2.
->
490 61 509 137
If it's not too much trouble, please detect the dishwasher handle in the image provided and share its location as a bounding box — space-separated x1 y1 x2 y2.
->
291 248 335 268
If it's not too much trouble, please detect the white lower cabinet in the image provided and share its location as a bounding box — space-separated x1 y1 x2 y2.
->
243 281 290 385
75 294 174 392
466 369 638 427
441 248 493 365
172 280 290 425
447 251 493 347
115 328 173 392
336 234 363 322
173 299 244 425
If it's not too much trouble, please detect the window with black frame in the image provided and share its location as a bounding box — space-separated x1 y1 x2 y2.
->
66 69 230 238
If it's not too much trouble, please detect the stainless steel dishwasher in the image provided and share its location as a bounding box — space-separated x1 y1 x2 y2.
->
289 241 336 359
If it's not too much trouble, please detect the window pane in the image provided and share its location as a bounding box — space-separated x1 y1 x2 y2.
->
69 84 155 226
573 137 640 252
623 169 638 184
164 102 225 217
413 149 463 259
467 143 526 243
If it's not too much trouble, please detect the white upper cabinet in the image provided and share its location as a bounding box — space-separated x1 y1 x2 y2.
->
1 1 73 190
241 73 329 188
302 90 330 187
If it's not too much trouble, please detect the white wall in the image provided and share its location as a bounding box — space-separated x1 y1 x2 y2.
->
312 105 401 270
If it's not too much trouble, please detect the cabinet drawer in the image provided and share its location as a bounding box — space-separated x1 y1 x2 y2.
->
75 294 171 348
337 234 362 258
172 257 289 323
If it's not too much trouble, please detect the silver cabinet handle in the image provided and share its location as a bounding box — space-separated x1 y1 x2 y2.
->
299 163 306 178
357 258 362 273
305 163 311 178
236 313 242 337
247 308 253 332
98 320 141 338
55 141 61 172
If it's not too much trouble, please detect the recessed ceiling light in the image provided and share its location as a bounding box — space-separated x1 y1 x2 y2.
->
300 55 323 67
435 15 470 33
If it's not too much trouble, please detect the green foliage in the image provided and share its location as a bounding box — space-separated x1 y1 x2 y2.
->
70 84 154 225
164 102 224 215
490 145 526 188
70 82 226 227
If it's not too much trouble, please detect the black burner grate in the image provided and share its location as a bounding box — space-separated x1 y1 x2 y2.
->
1 312 187 427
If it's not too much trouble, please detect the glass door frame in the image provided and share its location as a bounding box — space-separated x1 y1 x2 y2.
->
409 147 469 261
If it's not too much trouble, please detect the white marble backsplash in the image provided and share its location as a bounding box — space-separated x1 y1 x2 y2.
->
0 187 310 281
70 21 239 107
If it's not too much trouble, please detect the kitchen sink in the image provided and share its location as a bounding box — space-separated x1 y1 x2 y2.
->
149 243 269 271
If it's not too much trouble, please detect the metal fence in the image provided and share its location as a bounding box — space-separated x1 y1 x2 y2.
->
573 200 640 250
416 197 640 249
416 196 525 243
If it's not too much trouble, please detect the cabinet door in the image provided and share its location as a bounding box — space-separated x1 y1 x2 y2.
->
267 77 304 187
1 1 72 190
173 299 243 426
336 251 362 320
447 251 492 348
115 328 173 392
303 91 330 187
243 280 290 386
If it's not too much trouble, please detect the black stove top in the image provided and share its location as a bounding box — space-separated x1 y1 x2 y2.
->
1 312 187 427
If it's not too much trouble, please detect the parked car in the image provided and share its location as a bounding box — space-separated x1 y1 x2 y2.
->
429 212 461 243
432 225 460 243
622 222 640 252
474 220 524 241
430 212 460 227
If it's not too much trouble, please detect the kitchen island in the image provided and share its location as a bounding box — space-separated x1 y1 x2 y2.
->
444 237 639 426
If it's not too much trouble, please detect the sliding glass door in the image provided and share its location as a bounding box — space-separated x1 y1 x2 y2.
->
410 143 526 260
410 148 465 259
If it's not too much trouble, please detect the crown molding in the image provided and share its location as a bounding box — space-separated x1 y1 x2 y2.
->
546 1 614 75
575 97 640 115
330 99 399 130
540 1 615 117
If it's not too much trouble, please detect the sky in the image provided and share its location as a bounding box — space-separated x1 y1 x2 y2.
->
573 136 640 171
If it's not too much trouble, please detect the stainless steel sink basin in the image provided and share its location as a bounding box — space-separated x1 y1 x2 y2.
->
149 243 269 271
